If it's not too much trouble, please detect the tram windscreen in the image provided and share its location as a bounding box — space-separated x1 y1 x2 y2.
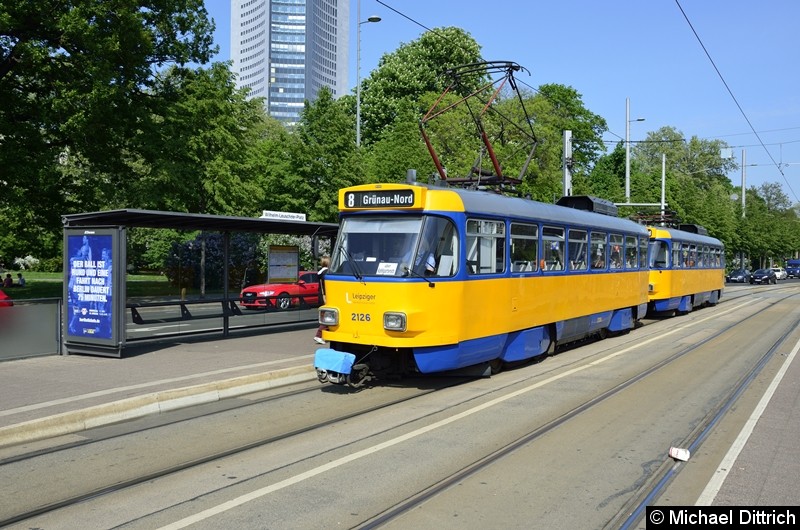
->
649 240 669 268
332 216 422 277
331 215 458 278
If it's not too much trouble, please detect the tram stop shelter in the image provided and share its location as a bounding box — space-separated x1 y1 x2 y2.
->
62 209 339 358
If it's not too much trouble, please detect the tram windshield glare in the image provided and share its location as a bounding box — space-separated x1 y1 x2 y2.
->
331 215 458 278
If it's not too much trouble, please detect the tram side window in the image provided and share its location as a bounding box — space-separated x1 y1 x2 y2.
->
610 234 624 269
672 244 682 269
590 232 607 269
624 235 638 269
688 244 697 268
510 222 538 272
466 219 505 275
702 245 710 267
568 229 588 271
542 226 565 271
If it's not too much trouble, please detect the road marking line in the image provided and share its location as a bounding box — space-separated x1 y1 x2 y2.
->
158 299 756 529
695 333 800 505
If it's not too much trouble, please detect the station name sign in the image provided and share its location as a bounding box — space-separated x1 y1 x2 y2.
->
260 210 306 221
344 189 416 208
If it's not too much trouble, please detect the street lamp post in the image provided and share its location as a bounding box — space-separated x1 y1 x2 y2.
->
625 97 645 202
356 2 381 147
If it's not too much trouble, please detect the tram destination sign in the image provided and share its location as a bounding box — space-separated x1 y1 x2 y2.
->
344 189 416 209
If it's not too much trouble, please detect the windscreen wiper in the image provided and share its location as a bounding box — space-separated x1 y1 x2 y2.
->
403 266 435 288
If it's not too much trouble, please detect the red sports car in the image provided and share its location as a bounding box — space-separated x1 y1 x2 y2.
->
240 271 320 310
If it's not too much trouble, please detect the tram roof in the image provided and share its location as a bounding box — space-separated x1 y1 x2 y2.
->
651 225 723 246
447 187 649 234
62 209 339 238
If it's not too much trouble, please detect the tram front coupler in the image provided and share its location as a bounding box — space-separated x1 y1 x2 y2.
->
314 348 374 387
315 363 373 387
346 363 372 388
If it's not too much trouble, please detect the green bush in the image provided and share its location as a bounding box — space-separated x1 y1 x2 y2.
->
38 257 63 272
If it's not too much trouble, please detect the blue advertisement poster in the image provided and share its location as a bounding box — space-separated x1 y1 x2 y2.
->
66 233 113 340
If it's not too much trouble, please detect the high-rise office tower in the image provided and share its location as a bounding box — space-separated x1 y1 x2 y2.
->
230 0 350 126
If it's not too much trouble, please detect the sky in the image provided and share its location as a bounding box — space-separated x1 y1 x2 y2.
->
203 0 800 203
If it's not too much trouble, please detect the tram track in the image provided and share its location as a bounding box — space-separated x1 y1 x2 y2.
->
610 309 800 529
352 292 800 529
0 383 324 466
2 288 797 528
0 379 466 527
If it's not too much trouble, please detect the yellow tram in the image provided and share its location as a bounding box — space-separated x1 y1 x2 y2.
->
314 182 651 387
647 225 725 313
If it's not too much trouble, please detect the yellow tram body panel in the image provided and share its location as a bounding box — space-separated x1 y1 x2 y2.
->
323 270 648 348
648 268 724 300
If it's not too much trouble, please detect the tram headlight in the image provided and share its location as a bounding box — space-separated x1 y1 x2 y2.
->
383 312 407 332
319 308 338 326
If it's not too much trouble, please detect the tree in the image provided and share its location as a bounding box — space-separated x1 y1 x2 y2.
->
248 117 305 215
587 143 626 202
502 84 606 201
291 87 360 222
0 0 217 263
751 182 798 266
365 100 436 183
534 84 607 172
1 0 216 183
359 27 484 146
137 63 269 216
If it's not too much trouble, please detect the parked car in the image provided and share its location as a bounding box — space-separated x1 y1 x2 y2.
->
771 267 787 280
750 268 777 285
725 269 751 283
240 271 320 310
786 260 800 279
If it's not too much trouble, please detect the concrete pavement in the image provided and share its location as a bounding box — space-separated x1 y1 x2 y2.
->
0 324 320 448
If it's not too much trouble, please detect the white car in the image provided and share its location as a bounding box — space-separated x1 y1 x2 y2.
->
771 267 787 280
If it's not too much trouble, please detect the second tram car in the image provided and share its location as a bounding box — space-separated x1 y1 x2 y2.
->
314 182 653 387
646 225 725 314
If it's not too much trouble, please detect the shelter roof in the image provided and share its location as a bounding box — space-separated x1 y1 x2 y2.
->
62 209 339 238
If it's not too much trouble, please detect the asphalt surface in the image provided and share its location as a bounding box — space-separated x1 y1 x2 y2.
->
1 321 798 513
